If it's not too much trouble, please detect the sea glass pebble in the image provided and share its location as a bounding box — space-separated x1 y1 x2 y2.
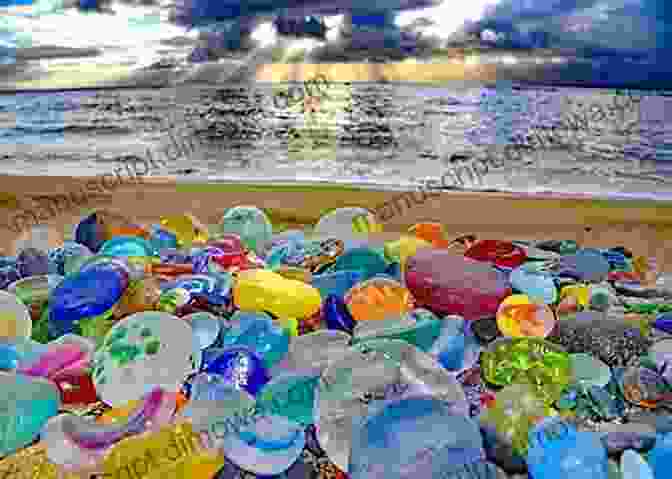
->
345 277 415 322
331 247 389 281
481 337 572 403
316 339 467 471
323 294 356 334
314 207 382 238
349 396 484 479
270 329 351 375
405 249 511 320
159 214 209 248
233 269 322 319
570 353 612 389
256 371 320 426
202 346 270 396
7 274 63 306
496 295 555 338
464 240 527 269
479 383 549 456
352 308 443 352
526 417 610 479
429 315 482 373
558 249 611 283
620 449 654 479
99 236 154 257
48 242 93 276
149 226 179 252
16 247 50 278
311 270 364 299
92 311 194 407
219 206 273 255
221 414 306 475
509 265 557 304
0 372 61 456
221 311 289 368
49 268 125 341
0 290 32 340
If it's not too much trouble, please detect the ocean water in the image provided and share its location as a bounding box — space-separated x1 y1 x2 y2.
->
1 82 671 200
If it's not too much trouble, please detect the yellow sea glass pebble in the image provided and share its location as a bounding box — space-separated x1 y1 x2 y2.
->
102 422 209 479
159 214 209 247
143 452 225 479
559 285 590 308
0 443 82 479
384 236 432 272
233 269 322 319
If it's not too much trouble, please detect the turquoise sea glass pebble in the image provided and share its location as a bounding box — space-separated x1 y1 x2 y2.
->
219 206 273 255
99 236 154 257
510 265 557 304
0 372 61 456
256 371 320 426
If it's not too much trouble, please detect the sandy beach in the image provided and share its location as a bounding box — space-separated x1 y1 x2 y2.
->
1 174 671 271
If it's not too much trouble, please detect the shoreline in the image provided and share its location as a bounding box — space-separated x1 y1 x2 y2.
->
1 175 671 271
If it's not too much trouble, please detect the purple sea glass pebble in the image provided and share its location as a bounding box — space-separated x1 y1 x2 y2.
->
405 250 511 321
654 313 672 334
558 249 610 283
16 248 49 278
0 265 20 290
323 295 356 334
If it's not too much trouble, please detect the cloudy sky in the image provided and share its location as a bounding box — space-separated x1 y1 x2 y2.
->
0 0 670 89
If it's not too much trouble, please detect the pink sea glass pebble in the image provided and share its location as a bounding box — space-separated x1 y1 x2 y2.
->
405 249 511 320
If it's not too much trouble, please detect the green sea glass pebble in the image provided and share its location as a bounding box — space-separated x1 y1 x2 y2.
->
481 337 573 403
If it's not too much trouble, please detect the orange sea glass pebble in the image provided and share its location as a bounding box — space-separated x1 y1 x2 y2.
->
496 294 555 338
344 278 415 322
408 222 451 248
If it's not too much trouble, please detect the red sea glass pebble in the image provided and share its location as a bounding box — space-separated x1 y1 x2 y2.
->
405 249 511 320
464 240 527 269
51 369 99 405
608 271 641 282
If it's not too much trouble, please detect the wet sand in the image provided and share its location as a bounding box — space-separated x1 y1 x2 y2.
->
1 174 671 271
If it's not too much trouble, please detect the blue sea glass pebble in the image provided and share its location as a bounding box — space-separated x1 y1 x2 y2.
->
621 449 654 479
653 313 672 334
323 295 356 334
429 315 482 373
48 268 125 338
558 249 611 283
510 265 557 304
312 270 365 299
221 312 290 369
73 212 104 252
526 418 609 479
348 396 484 479
0 372 61 456
648 432 672 478
202 346 270 396
221 414 306 476
149 226 178 252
